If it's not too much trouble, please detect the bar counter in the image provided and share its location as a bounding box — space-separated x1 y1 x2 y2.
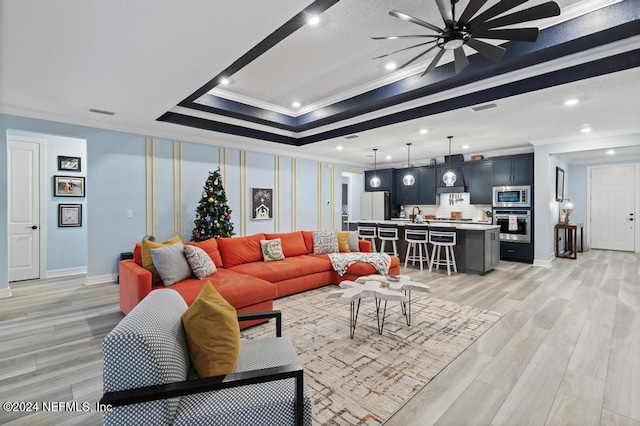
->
346 220 500 275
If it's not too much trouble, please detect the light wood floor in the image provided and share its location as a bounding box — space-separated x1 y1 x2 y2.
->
0 249 638 425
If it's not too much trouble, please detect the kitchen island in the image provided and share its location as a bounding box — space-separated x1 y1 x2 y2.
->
346 220 500 275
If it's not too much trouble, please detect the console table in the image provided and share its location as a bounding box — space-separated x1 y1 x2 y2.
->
555 223 583 259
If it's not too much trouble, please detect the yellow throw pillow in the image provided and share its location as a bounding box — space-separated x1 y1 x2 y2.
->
337 231 351 253
182 281 240 377
142 236 182 284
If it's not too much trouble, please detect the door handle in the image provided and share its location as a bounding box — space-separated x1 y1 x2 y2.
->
27 225 38 230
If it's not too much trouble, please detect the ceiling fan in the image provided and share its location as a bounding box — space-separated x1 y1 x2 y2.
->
373 0 561 76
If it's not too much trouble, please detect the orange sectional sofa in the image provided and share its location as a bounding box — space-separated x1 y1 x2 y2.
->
119 231 400 327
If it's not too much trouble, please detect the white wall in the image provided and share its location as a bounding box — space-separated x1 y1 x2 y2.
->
533 133 640 263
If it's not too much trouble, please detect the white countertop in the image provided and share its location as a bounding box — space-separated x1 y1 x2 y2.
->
347 220 499 231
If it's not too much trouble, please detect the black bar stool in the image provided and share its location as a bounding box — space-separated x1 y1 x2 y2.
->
404 224 429 270
357 222 377 252
377 223 399 256
428 226 457 275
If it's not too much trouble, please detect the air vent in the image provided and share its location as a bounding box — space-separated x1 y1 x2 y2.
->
471 103 497 112
344 135 359 139
89 108 115 115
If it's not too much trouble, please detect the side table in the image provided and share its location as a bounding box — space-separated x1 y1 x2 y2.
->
555 223 583 259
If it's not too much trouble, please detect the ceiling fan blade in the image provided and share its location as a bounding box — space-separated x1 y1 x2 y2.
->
399 45 439 70
477 2 561 29
435 0 454 24
467 0 527 28
373 41 437 59
371 35 439 40
457 0 489 26
421 49 446 76
454 47 469 73
466 38 507 62
389 10 443 33
472 27 539 42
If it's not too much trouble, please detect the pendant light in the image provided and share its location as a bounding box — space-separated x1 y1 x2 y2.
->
403 143 415 186
443 136 457 186
370 148 381 188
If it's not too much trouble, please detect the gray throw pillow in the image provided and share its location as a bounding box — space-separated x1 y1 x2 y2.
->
347 231 360 252
150 242 192 286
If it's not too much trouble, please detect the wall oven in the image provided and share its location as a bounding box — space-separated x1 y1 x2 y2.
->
493 209 531 243
493 185 531 208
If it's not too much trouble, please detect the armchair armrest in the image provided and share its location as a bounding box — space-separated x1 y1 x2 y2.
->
100 363 305 425
237 310 282 337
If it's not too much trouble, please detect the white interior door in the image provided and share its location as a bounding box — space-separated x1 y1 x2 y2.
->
8 138 41 282
590 165 635 251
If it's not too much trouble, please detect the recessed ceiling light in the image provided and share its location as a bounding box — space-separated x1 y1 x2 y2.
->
564 99 579 106
462 145 469 149
220 78 230 85
419 129 428 135
581 125 592 133
336 146 343 151
307 16 320 26
292 101 301 108
385 62 397 70
606 150 615 155
385 155 391 160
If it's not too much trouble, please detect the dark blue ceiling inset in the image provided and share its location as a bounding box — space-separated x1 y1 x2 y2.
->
159 0 640 145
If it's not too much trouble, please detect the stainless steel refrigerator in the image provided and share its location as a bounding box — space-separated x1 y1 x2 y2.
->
360 191 390 220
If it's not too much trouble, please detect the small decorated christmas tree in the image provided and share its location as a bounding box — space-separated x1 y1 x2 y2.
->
191 168 234 241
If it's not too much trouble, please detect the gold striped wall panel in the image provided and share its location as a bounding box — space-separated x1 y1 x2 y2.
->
145 137 156 237
317 162 323 230
292 158 297 231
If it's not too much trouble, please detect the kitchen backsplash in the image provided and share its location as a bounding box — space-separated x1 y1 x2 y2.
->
401 193 491 222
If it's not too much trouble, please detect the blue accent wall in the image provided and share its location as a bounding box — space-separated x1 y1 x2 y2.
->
1 113 363 291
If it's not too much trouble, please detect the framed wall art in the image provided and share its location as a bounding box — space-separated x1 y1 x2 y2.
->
54 175 85 197
58 156 81 172
555 167 565 202
251 188 273 220
58 204 82 227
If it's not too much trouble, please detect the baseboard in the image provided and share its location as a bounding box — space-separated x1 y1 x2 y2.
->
47 267 87 279
533 258 554 268
86 274 117 286
0 287 12 298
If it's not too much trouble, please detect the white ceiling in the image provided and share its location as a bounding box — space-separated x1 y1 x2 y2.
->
1 0 638 168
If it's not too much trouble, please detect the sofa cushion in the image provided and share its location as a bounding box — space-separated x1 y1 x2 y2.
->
301 231 314 254
182 282 240 378
260 239 285 262
142 236 182 284
184 238 224 268
217 233 266 268
151 242 193 286
336 231 351 252
133 243 143 266
173 337 312 426
184 245 217 279
228 255 332 283
264 231 308 257
312 231 339 254
161 269 277 309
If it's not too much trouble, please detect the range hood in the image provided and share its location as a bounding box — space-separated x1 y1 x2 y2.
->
436 165 466 194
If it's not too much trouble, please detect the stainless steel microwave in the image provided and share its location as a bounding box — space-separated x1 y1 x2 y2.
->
493 185 531 208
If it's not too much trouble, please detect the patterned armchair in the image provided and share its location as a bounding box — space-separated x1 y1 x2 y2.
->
100 289 311 425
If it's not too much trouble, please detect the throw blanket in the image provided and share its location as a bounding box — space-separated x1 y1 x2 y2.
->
328 252 391 276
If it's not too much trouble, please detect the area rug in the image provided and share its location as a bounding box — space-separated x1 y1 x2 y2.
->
241 286 503 425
